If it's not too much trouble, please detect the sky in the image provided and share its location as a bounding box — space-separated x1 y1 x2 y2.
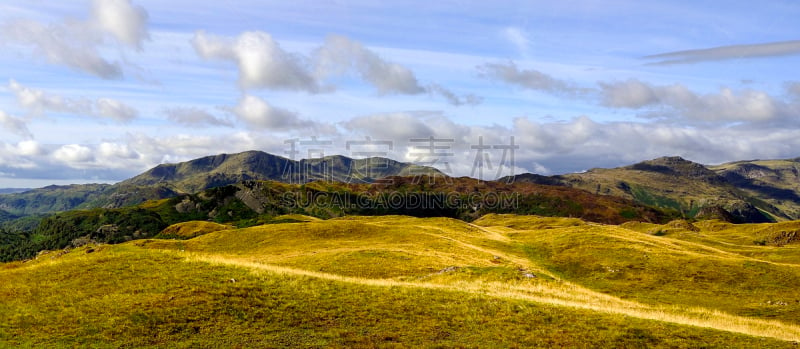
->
1 0 799 187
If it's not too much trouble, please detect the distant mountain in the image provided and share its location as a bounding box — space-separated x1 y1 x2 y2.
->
0 188 30 195
0 150 440 216
121 150 440 193
506 156 796 223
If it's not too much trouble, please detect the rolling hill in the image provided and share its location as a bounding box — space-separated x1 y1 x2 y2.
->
2 214 800 347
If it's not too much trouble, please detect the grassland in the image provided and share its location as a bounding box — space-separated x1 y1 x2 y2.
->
2 214 800 347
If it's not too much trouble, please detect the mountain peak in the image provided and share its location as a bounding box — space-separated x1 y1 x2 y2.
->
627 156 723 183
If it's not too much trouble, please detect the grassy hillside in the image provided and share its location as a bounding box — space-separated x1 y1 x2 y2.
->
3 214 800 347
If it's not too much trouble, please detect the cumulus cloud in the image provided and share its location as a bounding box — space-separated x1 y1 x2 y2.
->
0 140 43 170
192 31 318 91
53 144 95 165
0 111 33 139
0 0 149 79
9 80 138 122
477 61 591 97
232 94 314 130
344 112 437 141
645 40 800 65
190 31 477 105
91 0 149 49
315 34 425 95
599 79 786 123
165 107 233 127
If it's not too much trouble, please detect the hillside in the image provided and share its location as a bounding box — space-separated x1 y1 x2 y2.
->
510 156 794 223
2 214 800 347
710 158 800 219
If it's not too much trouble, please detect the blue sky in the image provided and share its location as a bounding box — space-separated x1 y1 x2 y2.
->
1 0 799 187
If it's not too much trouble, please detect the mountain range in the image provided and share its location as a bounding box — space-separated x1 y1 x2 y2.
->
0 151 438 216
1 151 799 225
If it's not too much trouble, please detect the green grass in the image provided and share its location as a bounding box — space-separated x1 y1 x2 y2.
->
3 214 800 347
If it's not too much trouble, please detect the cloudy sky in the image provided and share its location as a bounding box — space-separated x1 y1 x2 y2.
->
1 0 799 187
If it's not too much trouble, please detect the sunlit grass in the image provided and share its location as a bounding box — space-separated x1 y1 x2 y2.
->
4 214 800 347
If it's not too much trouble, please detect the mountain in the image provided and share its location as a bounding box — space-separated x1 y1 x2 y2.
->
121 151 440 193
0 150 440 216
0 183 178 217
507 156 795 223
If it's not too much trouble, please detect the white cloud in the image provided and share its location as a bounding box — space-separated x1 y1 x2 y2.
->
91 0 149 49
598 79 659 108
192 30 318 91
0 20 123 79
15 140 43 157
165 107 233 127
98 142 139 160
599 79 786 123
0 110 32 139
8 79 76 114
232 94 313 130
53 144 95 165
95 98 138 122
190 31 476 105
0 0 149 79
9 80 138 122
477 61 591 97
315 34 425 95
343 112 437 141
645 40 800 65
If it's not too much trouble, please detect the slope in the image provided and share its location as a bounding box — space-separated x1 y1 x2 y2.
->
3 214 800 347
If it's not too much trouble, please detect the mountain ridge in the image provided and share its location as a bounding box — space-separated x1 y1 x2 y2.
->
2 152 800 223
0 150 441 216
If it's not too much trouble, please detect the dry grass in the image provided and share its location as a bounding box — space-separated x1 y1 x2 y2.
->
4 214 800 346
